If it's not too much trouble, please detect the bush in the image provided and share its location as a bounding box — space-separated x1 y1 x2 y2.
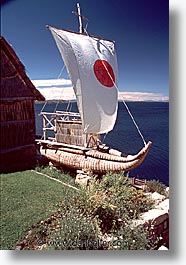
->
72 172 154 234
47 206 101 250
147 180 167 196
109 222 159 250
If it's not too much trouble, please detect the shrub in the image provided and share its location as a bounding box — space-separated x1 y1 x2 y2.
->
109 222 158 250
147 180 167 196
72 172 154 234
47 206 101 250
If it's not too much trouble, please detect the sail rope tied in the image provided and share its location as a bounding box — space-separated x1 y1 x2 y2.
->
84 28 147 146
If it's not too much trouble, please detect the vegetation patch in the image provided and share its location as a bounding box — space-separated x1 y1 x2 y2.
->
146 179 168 196
1 167 168 250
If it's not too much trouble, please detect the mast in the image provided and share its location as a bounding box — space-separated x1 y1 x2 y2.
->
77 3 83 33
77 3 87 146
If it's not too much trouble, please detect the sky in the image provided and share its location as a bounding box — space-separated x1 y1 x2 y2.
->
1 0 169 101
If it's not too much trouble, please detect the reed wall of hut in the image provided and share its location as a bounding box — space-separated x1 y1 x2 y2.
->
0 36 45 172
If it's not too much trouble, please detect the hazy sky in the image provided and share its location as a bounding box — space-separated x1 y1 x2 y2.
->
1 0 169 99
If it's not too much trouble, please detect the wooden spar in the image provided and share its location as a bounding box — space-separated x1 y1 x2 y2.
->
77 3 83 34
40 111 80 118
43 114 54 128
46 26 115 43
43 115 46 140
36 139 89 151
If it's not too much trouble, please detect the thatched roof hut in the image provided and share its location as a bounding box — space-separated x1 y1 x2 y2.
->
0 36 45 172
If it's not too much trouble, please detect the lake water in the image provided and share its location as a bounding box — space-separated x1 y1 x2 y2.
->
35 101 169 186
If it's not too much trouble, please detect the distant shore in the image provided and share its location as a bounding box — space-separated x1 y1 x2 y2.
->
35 99 169 104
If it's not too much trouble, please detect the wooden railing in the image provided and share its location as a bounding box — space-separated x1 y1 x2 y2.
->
128 177 147 190
40 111 81 140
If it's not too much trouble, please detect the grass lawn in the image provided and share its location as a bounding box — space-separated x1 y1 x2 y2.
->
0 169 77 250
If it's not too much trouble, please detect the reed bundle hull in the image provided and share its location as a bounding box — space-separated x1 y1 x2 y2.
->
40 141 152 173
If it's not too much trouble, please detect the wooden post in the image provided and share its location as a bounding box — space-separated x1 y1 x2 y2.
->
54 114 57 141
83 133 87 147
43 115 46 140
77 3 83 33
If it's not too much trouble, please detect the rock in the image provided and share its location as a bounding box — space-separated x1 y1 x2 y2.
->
49 161 54 169
76 169 85 174
75 173 92 186
156 199 169 212
165 187 169 197
131 193 169 248
151 192 166 204
158 245 169 250
151 191 165 201
141 209 168 226
15 245 22 250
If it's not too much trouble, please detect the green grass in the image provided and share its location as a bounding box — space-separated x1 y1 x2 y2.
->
0 169 77 250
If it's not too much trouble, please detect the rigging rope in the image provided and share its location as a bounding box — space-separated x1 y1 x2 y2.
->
39 64 67 140
53 64 67 113
40 64 66 114
102 132 108 144
121 98 146 146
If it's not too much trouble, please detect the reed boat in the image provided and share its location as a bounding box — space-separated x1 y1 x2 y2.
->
36 3 152 173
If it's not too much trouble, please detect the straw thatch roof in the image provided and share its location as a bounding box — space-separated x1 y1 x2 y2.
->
0 36 45 101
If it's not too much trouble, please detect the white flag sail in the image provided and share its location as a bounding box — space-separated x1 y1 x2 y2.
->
49 26 118 134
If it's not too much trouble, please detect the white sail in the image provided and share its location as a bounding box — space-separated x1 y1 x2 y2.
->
49 26 118 134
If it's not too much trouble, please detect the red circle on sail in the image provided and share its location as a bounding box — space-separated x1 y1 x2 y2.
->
93 60 115 88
